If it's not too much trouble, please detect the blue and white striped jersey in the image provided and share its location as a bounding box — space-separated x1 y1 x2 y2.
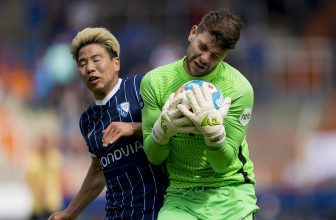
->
79 74 167 220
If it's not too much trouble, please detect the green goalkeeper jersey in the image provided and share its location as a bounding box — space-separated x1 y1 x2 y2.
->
141 58 255 188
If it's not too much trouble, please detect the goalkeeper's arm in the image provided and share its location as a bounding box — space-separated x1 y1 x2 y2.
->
142 104 170 165
205 141 237 173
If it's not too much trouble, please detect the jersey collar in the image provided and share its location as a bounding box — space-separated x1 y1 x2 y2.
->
95 78 122 105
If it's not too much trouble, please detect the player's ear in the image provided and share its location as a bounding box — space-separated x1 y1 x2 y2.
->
188 25 197 42
113 57 120 71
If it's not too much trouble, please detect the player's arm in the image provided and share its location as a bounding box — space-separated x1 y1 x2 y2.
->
142 106 170 165
140 74 170 165
205 85 253 172
48 157 105 220
102 122 142 147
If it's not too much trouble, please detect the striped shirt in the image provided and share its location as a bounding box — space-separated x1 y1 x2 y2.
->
79 74 167 220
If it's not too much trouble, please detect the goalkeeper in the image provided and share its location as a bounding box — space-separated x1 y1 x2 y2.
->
141 8 259 220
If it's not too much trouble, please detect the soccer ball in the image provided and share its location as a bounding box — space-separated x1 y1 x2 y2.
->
176 80 224 109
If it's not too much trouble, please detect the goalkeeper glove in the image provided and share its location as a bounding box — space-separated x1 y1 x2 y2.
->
152 93 197 144
178 84 231 147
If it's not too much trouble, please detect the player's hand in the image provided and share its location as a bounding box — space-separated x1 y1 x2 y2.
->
102 122 136 147
178 84 231 147
48 210 74 220
152 93 197 144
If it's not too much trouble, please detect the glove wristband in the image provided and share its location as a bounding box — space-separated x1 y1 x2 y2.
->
204 126 226 148
152 117 169 145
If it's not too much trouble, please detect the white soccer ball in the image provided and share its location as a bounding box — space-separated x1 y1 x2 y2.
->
176 80 224 110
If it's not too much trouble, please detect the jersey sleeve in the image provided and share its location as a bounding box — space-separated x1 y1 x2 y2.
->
205 80 254 172
132 73 145 108
140 72 170 164
224 82 254 153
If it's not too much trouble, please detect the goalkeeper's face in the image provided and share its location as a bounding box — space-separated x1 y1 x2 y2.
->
185 26 229 77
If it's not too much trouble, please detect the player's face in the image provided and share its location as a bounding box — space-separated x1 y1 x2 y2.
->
184 25 229 77
77 44 120 100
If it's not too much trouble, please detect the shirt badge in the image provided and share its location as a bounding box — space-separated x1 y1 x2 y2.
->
117 102 130 117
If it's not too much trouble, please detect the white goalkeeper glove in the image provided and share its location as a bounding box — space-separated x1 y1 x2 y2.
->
178 84 231 148
152 93 197 144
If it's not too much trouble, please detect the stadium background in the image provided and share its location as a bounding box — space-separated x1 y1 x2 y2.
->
0 0 335 219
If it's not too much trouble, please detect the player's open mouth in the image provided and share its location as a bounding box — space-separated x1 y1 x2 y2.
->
194 61 205 70
89 76 100 84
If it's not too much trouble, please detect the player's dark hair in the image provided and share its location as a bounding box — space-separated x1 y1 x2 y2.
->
197 9 243 50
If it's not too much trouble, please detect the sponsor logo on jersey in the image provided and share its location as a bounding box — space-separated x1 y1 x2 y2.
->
239 108 252 126
99 141 143 168
116 102 129 117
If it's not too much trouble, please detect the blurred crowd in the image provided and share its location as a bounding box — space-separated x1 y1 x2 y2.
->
0 0 336 219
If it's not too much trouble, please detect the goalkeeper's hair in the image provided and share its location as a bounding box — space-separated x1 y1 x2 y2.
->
70 27 120 63
197 9 244 50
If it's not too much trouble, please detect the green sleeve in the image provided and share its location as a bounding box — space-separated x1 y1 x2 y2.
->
206 82 254 172
140 72 170 165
